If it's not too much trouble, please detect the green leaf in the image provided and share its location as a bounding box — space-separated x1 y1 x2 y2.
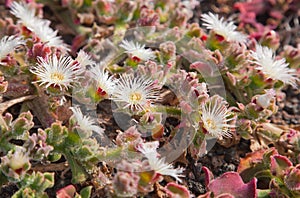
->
257 189 271 198
80 186 93 198
0 172 8 186
84 0 92 6
65 131 81 147
48 152 62 162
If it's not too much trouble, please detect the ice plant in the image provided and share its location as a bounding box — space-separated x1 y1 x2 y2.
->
201 12 247 43
120 40 156 62
69 106 103 136
138 141 184 182
2 0 299 196
90 66 117 97
30 55 83 90
111 74 159 112
0 35 24 60
250 44 298 87
200 96 234 138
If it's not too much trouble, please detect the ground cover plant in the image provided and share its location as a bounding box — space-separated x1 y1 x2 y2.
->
0 0 299 197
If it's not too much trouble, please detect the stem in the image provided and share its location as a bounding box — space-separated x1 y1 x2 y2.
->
63 151 88 184
113 23 127 44
0 138 14 153
154 105 182 118
0 172 8 186
0 95 36 114
96 146 125 161
223 75 248 104
225 90 238 107
96 146 141 162
0 115 8 132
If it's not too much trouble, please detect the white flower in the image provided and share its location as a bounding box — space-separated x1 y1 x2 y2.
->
10 2 68 51
201 12 247 43
0 146 30 180
9 147 30 171
120 40 156 61
90 66 117 96
70 106 104 135
138 141 184 182
0 35 24 60
111 74 159 111
200 96 234 138
10 1 41 31
250 45 298 87
256 89 276 109
76 50 95 68
33 25 69 51
30 55 83 90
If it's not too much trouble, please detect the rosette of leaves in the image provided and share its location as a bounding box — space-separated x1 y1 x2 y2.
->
0 111 34 153
12 171 54 198
238 147 300 197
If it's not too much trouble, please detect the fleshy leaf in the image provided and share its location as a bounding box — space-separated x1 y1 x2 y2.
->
208 172 257 198
284 164 300 193
202 166 214 186
80 186 93 198
165 182 190 198
238 149 266 182
56 185 76 198
216 193 235 198
270 154 293 178
238 148 278 182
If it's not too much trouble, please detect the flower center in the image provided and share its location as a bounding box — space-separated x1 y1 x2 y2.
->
97 87 107 96
129 92 142 103
50 72 64 82
215 34 225 42
205 118 217 130
132 56 141 62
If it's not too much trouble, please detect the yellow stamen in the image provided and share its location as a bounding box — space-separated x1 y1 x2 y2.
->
130 92 142 103
50 72 64 81
205 119 217 130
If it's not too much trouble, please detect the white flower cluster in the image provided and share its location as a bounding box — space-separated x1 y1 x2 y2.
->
30 54 158 112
